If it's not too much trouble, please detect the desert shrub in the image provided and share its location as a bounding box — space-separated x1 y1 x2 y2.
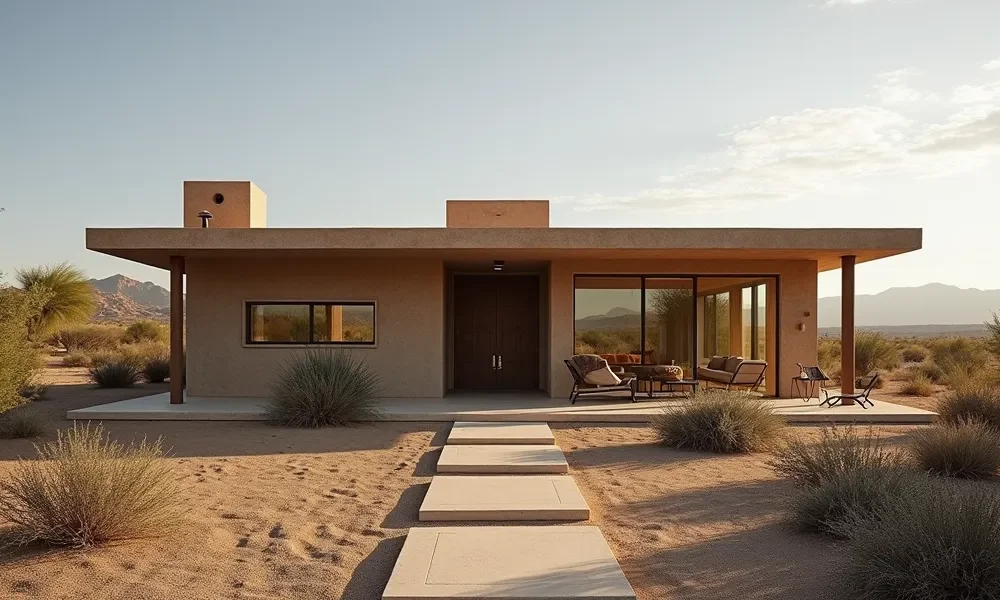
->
61 352 91 367
118 341 169 367
770 425 902 488
791 467 913 537
142 358 171 384
0 411 45 439
87 350 120 368
0 283 46 412
15 263 96 337
937 384 1000 430
122 320 167 344
987 311 1000 357
909 420 1000 480
266 349 382 427
916 361 945 383
89 361 140 388
17 381 49 402
901 344 928 363
0 423 182 547
653 390 784 453
900 373 935 397
840 482 1000 600
930 337 990 385
855 331 900 376
55 324 123 352
817 337 841 374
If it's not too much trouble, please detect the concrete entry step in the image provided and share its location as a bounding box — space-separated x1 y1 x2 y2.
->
383 526 636 599
437 445 568 474
419 475 589 521
447 421 555 445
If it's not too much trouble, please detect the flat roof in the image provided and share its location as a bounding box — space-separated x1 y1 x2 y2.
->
86 227 922 271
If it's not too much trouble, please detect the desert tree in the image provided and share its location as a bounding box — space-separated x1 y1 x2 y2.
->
15 262 96 337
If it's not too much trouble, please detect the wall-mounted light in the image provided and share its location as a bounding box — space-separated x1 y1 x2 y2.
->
493 260 505 272
798 322 807 332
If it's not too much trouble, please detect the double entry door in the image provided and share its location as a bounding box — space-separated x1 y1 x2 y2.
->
453 275 540 391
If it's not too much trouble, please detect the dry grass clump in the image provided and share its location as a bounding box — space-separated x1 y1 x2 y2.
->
791 467 913 537
61 352 91 367
0 423 182 548
0 411 45 439
117 341 169 367
89 361 140 388
266 349 382 427
817 337 841 375
18 380 49 402
900 373 935 396
855 331 900 377
929 337 990 386
909 420 1000 480
653 390 784 453
122 320 168 344
54 324 123 352
937 383 1000 430
840 482 1000 600
916 361 945 383
770 426 902 488
142 358 171 384
901 344 929 363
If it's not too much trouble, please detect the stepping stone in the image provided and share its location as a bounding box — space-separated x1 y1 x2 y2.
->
419 475 589 521
448 421 555 445
383 526 636 599
437 445 568 474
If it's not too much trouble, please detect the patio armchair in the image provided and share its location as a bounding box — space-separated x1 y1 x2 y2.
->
820 372 879 408
564 359 637 404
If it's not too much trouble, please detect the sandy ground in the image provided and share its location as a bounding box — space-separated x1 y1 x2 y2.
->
0 357 934 600
555 424 921 600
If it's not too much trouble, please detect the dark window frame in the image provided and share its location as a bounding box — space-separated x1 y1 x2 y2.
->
245 301 377 346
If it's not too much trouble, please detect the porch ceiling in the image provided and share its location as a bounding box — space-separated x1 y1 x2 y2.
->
86 226 921 272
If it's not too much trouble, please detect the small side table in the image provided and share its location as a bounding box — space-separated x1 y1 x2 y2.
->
647 377 699 398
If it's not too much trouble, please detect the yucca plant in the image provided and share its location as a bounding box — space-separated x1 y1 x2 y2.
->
266 349 382 427
15 263 96 338
653 390 784 453
909 420 1000 480
769 425 902 488
840 481 1000 600
142 358 171 384
0 423 182 547
89 361 140 388
0 411 45 439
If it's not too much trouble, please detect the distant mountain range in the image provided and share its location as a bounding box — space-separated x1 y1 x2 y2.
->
89 275 170 323
817 283 1000 328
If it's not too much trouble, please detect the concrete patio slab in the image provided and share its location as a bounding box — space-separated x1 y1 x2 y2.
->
419 475 589 521
447 421 555 445
437 445 568 474
67 392 937 424
382 526 635 599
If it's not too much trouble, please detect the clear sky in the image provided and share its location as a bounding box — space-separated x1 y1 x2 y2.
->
2 0 999 298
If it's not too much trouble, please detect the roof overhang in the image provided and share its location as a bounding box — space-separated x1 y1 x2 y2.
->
86 227 922 272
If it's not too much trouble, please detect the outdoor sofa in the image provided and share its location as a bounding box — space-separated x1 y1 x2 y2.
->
697 356 767 392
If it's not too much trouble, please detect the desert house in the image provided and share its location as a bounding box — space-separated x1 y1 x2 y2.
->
85 181 922 404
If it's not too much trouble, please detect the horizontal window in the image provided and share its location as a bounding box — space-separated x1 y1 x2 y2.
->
246 302 376 345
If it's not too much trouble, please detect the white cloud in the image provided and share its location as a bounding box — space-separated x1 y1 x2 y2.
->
825 0 878 5
983 58 1000 71
561 63 1000 214
873 69 938 104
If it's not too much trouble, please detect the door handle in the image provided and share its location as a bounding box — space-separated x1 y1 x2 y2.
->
497 355 502 370
492 354 496 369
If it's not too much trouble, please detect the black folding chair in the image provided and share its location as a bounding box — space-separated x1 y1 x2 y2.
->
820 372 879 408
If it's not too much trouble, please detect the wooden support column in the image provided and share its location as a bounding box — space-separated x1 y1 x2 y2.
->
169 256 185 404
840 255 856 401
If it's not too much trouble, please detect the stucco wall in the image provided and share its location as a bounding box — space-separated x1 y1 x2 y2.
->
185 258 445 398
548 259 818 399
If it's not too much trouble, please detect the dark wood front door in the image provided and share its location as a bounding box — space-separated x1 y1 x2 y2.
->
453 275 540 391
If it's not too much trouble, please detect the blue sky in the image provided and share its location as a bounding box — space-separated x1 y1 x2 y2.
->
2 0 999 297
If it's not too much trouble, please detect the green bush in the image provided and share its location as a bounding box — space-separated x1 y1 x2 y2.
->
841 482 1000 600
901 344 928 363
0 283 46 412
142 358 171 384
89 361 140 388
62 352 91 367
909 421 1000 480
0 411 45 439
791 467 913 537
122 320 167 344
900 373 935 397
653 390 784 453
55 324 123 352
266 349 382 427
0 423 182 547
855 331 900 376
937 384 1000 430
769 425 902 488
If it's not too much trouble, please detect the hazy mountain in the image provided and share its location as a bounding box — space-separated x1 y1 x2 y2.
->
818 283 1000 327
89 275 170 323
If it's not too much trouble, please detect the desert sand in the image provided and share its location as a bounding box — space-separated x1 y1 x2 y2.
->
1 359 930 599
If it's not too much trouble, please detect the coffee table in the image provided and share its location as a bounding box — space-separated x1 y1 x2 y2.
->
646 377 699 398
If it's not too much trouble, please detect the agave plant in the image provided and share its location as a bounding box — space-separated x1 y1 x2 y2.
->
266 349 382 427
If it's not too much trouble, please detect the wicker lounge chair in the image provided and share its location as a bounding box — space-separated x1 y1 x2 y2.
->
564 359 636 404
820 372 879 408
